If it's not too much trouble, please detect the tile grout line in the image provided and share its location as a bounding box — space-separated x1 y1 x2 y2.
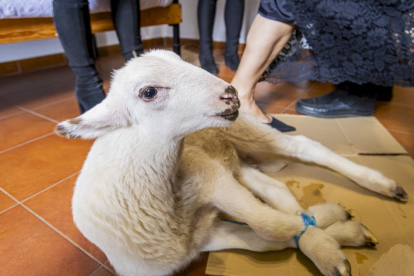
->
28 95 75 111
101 264 116 276
0 171 79 211
102 266 116 276
20 171 80 204
91 265 116 276
0 203 19 215
0 188 17 201
0 132 54 155
0 183 105 268
21 204 107 267
0 109 25 121
89 265 104 276
15 105 60 123
307 81 317 91
387 128 414 135
380 101 414 109
281 100 296 113
256 102 291 110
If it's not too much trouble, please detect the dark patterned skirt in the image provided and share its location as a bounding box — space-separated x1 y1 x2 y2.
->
259 0 414 87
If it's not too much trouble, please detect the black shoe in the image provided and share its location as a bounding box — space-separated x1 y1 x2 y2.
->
224 53 240 72
376 86 393 101
347 82 393 101
295 88 375 118
199 54 219 75
264 116 296 132
76 86 106 114
77 90 106 114
123 49 144 61
73 65 106 114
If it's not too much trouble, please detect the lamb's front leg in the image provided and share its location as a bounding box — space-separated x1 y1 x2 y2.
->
225 114 408 201
211 173 304 241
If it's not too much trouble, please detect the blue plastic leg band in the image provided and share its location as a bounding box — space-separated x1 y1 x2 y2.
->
294 213 317 247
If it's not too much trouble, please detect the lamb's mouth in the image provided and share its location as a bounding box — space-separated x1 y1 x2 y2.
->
216 109 239 121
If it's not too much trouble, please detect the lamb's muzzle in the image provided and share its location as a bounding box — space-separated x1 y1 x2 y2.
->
216 109 239 121
221 85 238 99
216 85 240 121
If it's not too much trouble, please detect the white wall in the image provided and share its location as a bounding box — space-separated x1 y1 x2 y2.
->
0 0 260 63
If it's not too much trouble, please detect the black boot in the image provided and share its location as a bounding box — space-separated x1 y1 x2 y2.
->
198 0 219 75
376 85 393 101
72 66 105 114
53 0 105 113
295 82 376 118
224 0 244 72
111 0 144 61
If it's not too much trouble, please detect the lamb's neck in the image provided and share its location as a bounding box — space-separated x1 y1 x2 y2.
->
101 129 189 238
133 131 184 192
125 132 187 231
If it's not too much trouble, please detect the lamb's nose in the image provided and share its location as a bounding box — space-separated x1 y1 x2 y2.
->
220 85 238 101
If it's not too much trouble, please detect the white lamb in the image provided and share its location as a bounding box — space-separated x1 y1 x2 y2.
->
55 50 408 276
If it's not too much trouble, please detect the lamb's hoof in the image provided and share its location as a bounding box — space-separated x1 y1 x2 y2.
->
338 204 353 220
345 210 354 220
392 186 408 202
331 260 351 276
361 225 379 247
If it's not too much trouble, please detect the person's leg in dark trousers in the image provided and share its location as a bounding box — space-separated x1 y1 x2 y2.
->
53 0 106 113
224 0 244 72
111 0 144 61
198 0 219 75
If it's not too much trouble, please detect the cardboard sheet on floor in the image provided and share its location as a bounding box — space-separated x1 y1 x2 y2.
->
273 114 407 155
206 116 414 276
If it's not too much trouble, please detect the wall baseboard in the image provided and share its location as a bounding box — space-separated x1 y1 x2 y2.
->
166 37 246 52
0 37 245 77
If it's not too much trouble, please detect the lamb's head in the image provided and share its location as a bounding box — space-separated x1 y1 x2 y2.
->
55 50 240 139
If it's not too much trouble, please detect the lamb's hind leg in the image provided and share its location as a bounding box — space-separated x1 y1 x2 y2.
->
202 220 294 252
238 165 349 227
211 170 352 275
211 171 305 241
203 221 351 276
237 166 381 276
238 165 379 246
226 114 407 201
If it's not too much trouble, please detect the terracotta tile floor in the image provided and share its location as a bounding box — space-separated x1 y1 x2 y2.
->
1 45 413 276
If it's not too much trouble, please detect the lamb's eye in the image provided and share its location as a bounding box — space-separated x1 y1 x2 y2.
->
143 87 157 99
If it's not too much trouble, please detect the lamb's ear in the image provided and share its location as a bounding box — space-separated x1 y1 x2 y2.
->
55 101 128 139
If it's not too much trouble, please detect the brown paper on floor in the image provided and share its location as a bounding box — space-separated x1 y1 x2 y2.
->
206 116 414 276
366 244 414 276
273 115 407 155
